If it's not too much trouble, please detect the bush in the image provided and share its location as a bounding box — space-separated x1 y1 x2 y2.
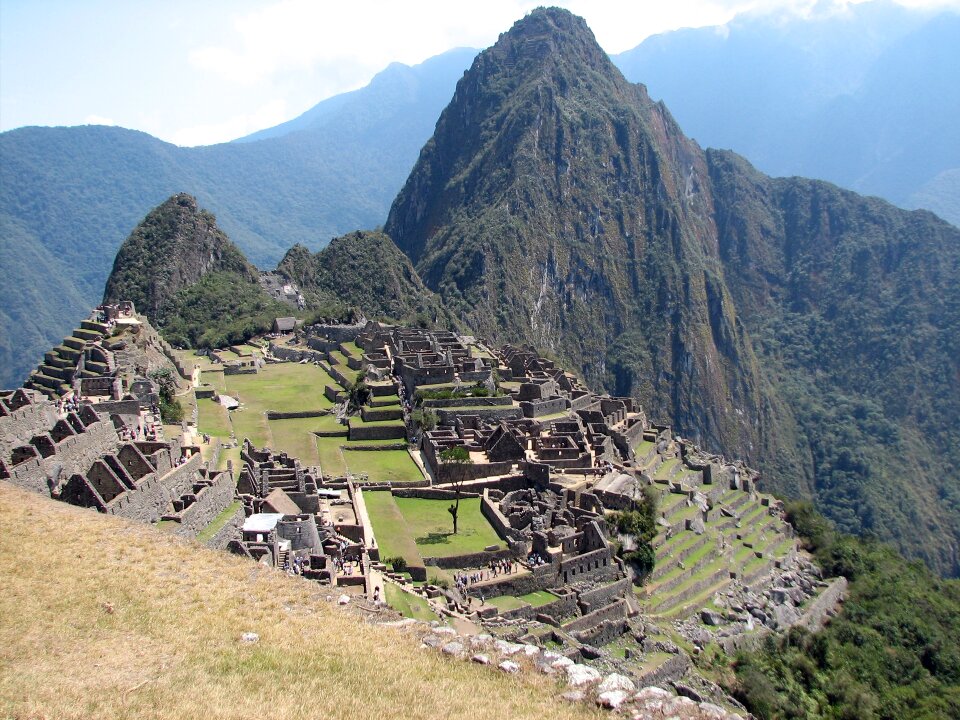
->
386 557 407 573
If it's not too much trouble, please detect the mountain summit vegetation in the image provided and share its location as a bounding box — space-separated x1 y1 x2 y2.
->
385 7 960 576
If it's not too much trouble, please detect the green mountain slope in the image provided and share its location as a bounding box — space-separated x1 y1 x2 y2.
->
385 8 960 575
0 49 475 388
102 193 287 348
276 231 454 327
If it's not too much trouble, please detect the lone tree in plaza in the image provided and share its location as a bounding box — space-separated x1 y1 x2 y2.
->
439 446 472 535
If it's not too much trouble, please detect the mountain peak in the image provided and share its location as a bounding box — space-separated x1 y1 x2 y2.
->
102 193 256 321
478 6 615 82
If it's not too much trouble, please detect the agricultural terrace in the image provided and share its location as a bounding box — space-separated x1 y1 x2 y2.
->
180 354 424 483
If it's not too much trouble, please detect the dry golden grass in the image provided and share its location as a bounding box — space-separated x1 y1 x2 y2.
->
0 484 600 720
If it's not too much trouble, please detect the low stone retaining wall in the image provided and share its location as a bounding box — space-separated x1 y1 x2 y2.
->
562 598 627 634
392 487 480 500
637 652 689 686
421 396 514 409
578 577 633 613
437 406 522 424
348 422 406 441
266 409 328 420
423 547 513 569
361 406 403 422
204 503 245 550
498 591 577 622
795 577 848 632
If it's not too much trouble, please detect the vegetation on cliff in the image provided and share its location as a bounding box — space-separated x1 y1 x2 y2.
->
731 502 960 720
276 231 455 328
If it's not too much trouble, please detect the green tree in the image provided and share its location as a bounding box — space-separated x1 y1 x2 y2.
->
149 367 184 424
346 372 371 414
439 446 472 534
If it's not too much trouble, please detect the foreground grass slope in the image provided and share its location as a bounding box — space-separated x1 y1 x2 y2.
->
0 484 597 720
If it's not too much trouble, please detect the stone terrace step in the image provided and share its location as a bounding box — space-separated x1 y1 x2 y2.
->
653 533 711 580
73 328 103 342
62 336 87 351
655 572 735 620
647 540 722 595
80 320 110 334
30 372 62 390
55 345 81 362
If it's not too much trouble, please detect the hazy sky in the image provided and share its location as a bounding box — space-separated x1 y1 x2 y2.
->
2 0 957 146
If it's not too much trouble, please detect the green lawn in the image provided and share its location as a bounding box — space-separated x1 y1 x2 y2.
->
363 491 423 568
393 497 502 558
342 449 423 484
225 362 334 414
341 341 363 359
316 435 421 482
313 414 348 434
267 417 326 464
520 590 557 607
228 406 270 450
486 590 556 611
487 595 527 611
384 585 437 621
217 445 242 472
197 397 231 437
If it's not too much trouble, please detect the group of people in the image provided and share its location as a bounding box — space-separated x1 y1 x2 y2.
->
454 558 517 591
527 551 549 567
284 554 309 576
593 458 615 476
55 395 84 416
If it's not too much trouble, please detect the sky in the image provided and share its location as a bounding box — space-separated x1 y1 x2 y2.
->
2 0 958 146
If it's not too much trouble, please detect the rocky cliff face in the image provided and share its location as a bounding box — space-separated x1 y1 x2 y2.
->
385 8 960 574
103 193 257 319
386 7 774 479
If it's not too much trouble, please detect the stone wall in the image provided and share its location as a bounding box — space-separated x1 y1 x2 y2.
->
562 598 627 634
577 578 633 613
203 504 245 549
573 618 629 647
348 421 406 441
168 471 237 538
559 548 619 585
795 577 848 632
266 410 327 420
520 397 568 418
421 396 513 409
423 547 513 569
393 487 480 500
464 563 559 598
360 406 403 422
481 491 529 543
637 652 690 686
271 345 328 363
0 397 57 459
436 406 522 425
498 591 577 622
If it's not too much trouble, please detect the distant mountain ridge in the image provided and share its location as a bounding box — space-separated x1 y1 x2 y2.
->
612 1 960 226
386 7 960 575
0 49 476 388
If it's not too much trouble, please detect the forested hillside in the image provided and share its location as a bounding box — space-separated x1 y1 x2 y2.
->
0 49 474 387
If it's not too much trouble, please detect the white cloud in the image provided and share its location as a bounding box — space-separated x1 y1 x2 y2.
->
169 98 289 147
